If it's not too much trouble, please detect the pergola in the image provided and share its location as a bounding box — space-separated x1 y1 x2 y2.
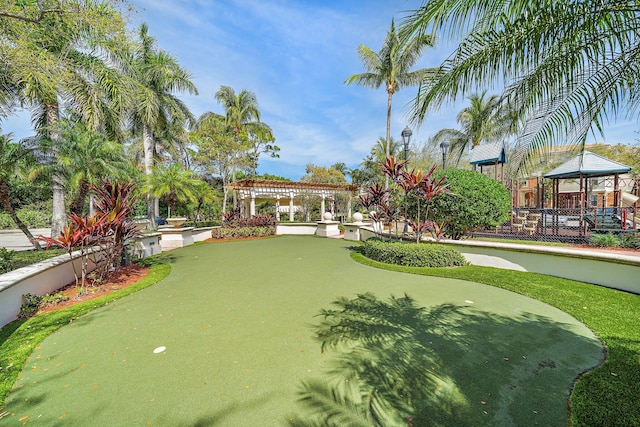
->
543 151 632 210
229 179 358 221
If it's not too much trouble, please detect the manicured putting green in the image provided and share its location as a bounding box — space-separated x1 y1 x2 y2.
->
3 237 602 426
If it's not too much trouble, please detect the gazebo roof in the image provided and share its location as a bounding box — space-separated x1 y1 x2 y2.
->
543 151 631 179
469 142 507 166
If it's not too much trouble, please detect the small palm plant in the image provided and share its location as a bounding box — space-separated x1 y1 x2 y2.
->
144 163 202 218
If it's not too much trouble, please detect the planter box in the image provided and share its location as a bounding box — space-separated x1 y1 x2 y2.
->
159 227 194 251
276 223 317 235
132 233 162 258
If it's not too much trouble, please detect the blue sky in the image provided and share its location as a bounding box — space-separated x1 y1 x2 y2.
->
3 0 638 180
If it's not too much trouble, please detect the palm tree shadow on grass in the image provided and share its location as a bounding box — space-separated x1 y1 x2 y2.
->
288 293 603 427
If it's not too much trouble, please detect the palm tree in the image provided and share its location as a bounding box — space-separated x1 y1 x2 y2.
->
6 2 131 236
127 23 198 220
345 19 434 186
214 85 261 207
145 163 200 218
403 1 640 173
0 134 42 250
55 121 130 215
431 92 515 164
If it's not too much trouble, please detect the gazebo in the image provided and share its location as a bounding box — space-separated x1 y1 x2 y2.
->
229 179 357 221
470 141 508 182
543 151 631 210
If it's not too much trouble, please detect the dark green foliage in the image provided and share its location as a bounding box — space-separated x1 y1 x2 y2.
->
18 292 69 319
18 294 41 318
214 226 275 239
589 233 621 247
429 169 511 239
363 238 468 267
0 248 16 273
589 232 640 249
0 202 51 229
220 212 276 237
619 233 640 249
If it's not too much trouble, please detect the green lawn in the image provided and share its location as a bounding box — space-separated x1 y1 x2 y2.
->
0 236 637 426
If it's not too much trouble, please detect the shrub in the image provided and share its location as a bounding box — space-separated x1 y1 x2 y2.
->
0 248 16 274
429 169 512 239
0 204 50 230
19 293 41 318
363 238 468 268
213 226 275 239
589 233 621 247
619 233 640 249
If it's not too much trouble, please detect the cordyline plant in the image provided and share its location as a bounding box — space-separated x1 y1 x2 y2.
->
360 157 448 242
37 179 140 290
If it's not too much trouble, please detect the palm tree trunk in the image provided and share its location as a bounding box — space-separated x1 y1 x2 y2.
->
143 124 156 222
385 90 393 189
46 103 66 238
0 181 42 250
70 179 89 215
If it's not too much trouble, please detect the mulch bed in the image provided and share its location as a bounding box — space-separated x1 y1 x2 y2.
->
36 264 150 314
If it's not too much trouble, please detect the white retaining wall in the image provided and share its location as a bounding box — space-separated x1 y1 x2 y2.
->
0 251 102 328
276 223 317 235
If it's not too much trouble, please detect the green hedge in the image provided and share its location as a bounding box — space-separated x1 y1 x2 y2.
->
363 238 468 268
213 226 276 239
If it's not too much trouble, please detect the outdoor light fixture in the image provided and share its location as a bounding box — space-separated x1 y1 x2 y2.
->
401 126 412 168
439 141 450 169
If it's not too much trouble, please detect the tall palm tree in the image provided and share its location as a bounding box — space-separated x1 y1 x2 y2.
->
0 134 42 250
214 85 261 207
127 23 198 220
431 92 515 164
403 1 640 173
5 2 130 236
345 19 434 186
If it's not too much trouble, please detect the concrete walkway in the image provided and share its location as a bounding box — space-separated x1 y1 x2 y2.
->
0 228 51 251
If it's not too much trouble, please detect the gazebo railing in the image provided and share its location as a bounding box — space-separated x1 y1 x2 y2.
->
473 207 638 243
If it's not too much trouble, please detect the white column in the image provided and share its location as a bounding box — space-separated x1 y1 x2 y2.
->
275 197 281 221
289 192 295 222
250 191 256 217
347 195 352 221
321 195 326 215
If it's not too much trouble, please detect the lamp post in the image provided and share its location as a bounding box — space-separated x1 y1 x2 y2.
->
439 141 449 170
401 126 412 170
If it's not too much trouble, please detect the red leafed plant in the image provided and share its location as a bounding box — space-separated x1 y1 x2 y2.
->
37 179 140 289
362 157 448 241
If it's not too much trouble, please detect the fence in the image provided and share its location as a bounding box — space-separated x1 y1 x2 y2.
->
473 207 639 243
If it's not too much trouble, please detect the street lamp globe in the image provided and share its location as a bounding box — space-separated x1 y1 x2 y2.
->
401 126 412 165
439 141 450 169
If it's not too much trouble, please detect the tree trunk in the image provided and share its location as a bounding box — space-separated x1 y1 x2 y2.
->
70 179 89 215
143 124 156 223
0 181 42 250
46 103 66 238
385 90 393 189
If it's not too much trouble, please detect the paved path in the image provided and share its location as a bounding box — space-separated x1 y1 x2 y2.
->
0 228 51 251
